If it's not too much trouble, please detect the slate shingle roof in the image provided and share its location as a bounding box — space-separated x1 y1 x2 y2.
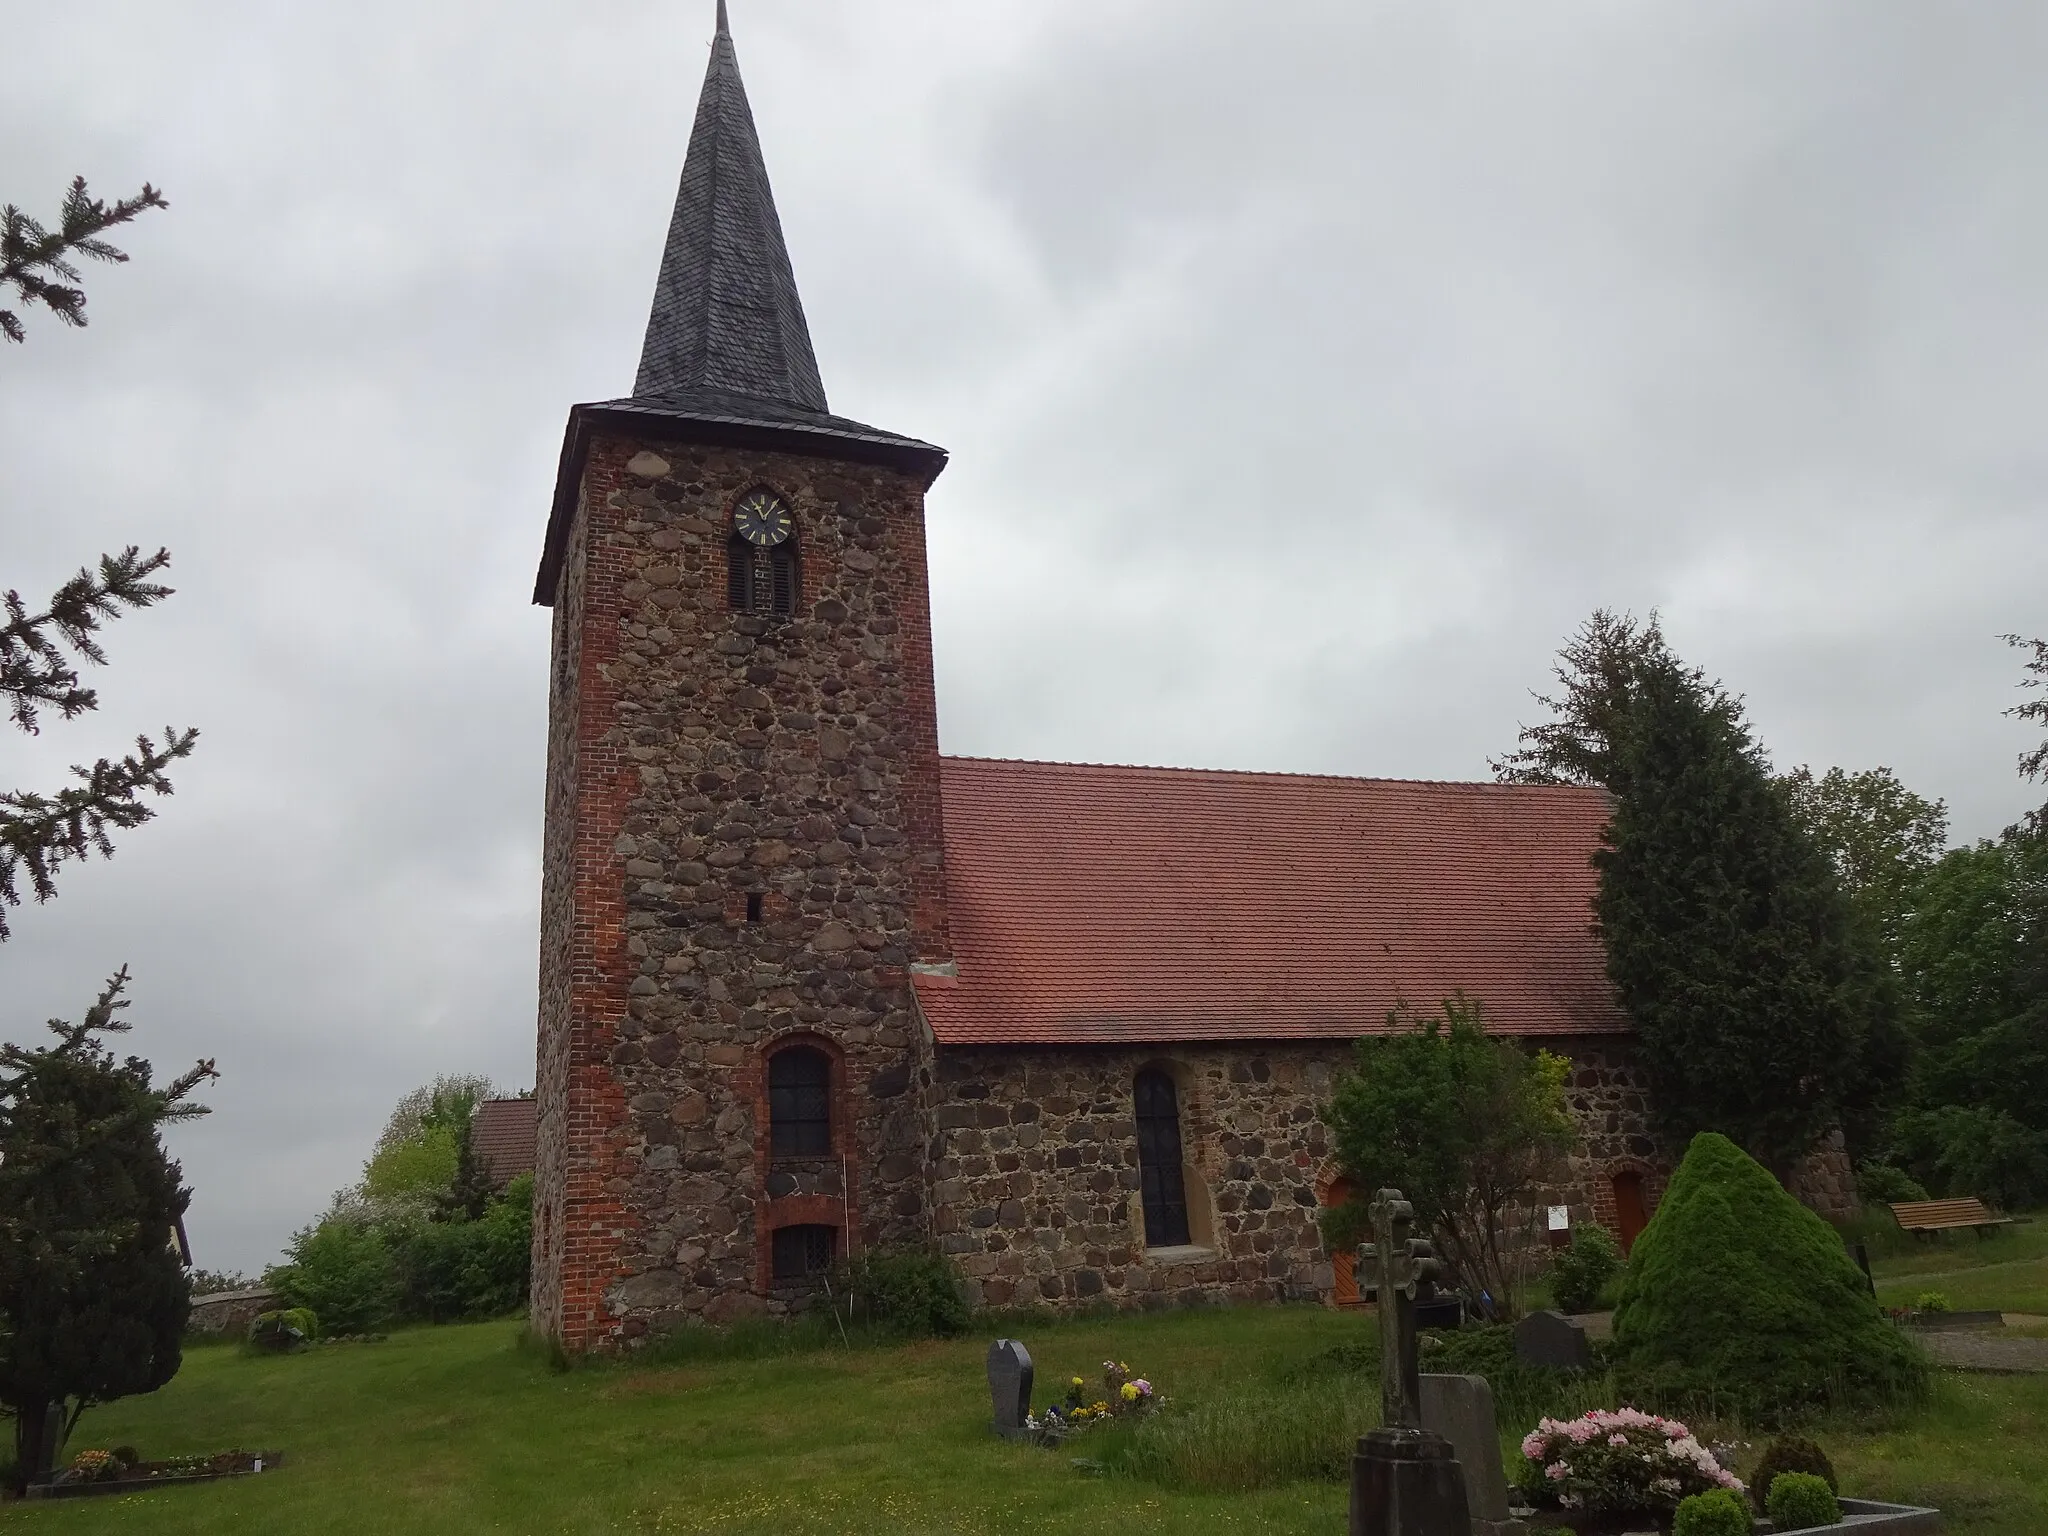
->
534 6 947 606
634 3 825 411
913 757 1628 1047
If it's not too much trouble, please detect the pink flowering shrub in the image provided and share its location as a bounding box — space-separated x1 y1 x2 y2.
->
1518 1407 1742 1516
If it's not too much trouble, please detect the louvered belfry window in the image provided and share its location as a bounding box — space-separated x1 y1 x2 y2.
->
1135 1069 1192 1248
768 1046 832 1157
726 536 799 617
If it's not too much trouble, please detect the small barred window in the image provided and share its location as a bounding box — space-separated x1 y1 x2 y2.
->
771 1223 836 1280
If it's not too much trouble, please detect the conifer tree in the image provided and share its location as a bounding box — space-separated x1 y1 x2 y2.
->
0 971 215 1484
1596 649 1867 1175
2 177 166 343
3 178 192 939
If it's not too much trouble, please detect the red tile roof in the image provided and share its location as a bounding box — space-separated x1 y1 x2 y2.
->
914 758 1626 1047
472 1097 538 1187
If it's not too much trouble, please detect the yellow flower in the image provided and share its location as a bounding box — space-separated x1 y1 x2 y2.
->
1121 1383 1139 1402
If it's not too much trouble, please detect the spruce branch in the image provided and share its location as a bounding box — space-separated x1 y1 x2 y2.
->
1 177 167 343
2 546 175 734
0 727 199 939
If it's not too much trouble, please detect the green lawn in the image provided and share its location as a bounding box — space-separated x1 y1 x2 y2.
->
1870 1215 2048 1315
2 1309 1372 1536
9 1234 2048 1535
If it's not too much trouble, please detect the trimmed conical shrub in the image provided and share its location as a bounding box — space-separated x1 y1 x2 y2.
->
1612 1132 1926 1419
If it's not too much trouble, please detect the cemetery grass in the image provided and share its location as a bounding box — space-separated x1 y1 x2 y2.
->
6 1302 2047 1535
1868 1213 2048 1315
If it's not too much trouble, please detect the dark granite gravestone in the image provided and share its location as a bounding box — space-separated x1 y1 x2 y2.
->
1420 1374 1526 1536
987 1338 1034 1441
1513 1309 1592 1371
1351 1189 1472 1536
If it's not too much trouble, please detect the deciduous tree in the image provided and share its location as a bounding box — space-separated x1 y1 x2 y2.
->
1322 999 1576 1320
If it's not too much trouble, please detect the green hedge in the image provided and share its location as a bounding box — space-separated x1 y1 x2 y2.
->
1612 1132 1927 1420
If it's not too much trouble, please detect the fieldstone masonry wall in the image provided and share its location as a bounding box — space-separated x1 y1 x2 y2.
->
929 1045 1347 1310
926 1038 1699 1313
533 431 950 1350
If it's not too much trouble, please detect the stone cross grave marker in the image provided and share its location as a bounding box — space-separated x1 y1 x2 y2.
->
1359 1187 1443 1428
987 1338 1034 1440
1513 1310 1592 1371
1349 1188 1471 1536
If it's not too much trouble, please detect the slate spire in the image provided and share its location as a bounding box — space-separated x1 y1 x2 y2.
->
633 1 828 412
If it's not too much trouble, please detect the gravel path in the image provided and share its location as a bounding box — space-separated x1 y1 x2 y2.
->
1921 1328 2048 1373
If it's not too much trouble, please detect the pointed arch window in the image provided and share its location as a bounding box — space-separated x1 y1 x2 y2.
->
1135 1069 1191 1247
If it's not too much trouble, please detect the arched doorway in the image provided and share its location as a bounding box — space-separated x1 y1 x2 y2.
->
1321 1176 1361 1306
1612 1169 1649 1255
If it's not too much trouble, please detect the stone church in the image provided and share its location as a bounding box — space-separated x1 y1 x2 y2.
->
528 8 1843 1351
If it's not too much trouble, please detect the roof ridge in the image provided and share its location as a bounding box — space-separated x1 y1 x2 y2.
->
936 754 1609 795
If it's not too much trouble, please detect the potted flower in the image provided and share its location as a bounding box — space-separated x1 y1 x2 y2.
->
1519 1408 1743 1534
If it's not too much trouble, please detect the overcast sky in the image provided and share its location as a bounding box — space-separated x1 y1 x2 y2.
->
3 1 2044 1277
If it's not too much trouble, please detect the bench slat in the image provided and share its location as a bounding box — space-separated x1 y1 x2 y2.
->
1888 1197 2011 1231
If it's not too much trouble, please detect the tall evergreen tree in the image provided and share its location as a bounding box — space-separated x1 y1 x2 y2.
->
0 971 214 1483
1595 648 1869 1176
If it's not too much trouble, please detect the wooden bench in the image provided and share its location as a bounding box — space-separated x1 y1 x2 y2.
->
1889 1198 2012 1238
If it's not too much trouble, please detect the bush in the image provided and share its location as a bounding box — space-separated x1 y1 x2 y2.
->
1549 1225 1624 1314
1853 1163 1928 1204
831 1245 968 1337
268 1218 401 1335
247 1310 313 1352
1611 1132 1929 1420
388 1180 531 1323
1912 1291 1951 1314
1767 1471 1843 1529
1672 1488 1750 1536
1519 1407 1742 1518
67 1449 121 1483
1749 1433 1838 1511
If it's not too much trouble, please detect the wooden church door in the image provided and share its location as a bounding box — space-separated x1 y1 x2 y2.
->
1612 1170 1649 1255
1323 1177 1360 1306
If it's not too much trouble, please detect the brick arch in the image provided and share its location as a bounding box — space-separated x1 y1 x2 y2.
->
743 1029 860 1291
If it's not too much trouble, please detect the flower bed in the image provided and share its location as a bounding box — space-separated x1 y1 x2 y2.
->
1025 1359 1158 1440
1519 1408 1742 1528
26 1448 283 1500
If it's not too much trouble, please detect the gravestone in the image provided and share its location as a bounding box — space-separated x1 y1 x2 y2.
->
1513 1309 1592 1370
1351 1188 1472 1536
1420 1374 1526 1536
986 1338 1034 1441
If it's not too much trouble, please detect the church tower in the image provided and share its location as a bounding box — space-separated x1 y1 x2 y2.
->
531 2 952 1350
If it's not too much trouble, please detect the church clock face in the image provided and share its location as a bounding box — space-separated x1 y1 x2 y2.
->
732 490 794 547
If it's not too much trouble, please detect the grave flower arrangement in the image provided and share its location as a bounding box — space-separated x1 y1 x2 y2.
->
1027 1359 1158 1435
1519 1408 1742 1520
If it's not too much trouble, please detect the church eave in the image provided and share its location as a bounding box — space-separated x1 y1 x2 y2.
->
533 396 948 607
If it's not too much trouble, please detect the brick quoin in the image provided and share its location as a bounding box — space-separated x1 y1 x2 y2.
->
533 429 949 1351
